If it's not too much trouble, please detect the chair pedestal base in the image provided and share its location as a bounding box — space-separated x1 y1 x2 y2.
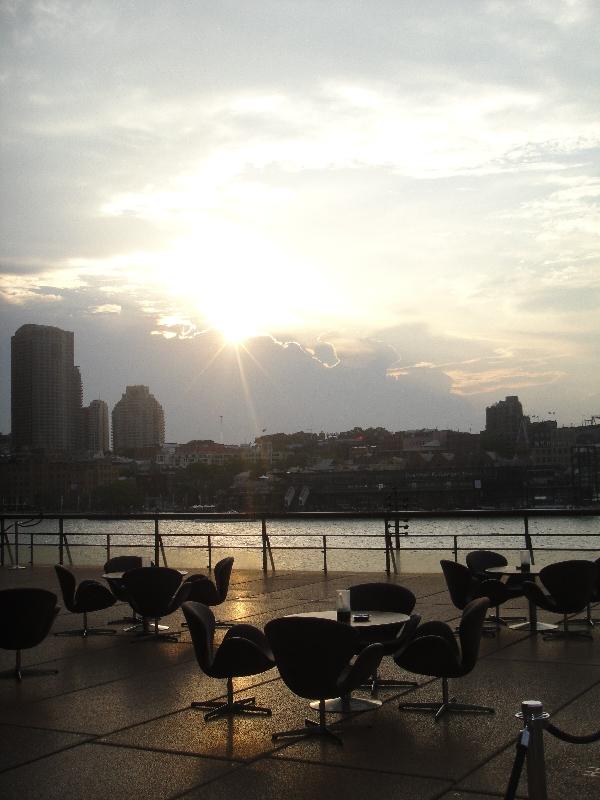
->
192 677 271 721
0 651 59 681
399 678 494 722
55 612 116 638
542 614 593 641
272 699 343 745
132 619 180 643
55 628 116 637
310 694 382 713
192 696 271 721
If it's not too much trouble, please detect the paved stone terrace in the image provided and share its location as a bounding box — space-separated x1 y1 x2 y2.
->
1 563 599 800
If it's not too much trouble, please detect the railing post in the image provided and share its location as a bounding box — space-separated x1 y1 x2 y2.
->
0 517 4 567
59 518 64 565
453 535 458 562
524 514 535 564
9 522 26 570
106 534 111 563
322 535 328 574
385 530 391 575
154 515 160 566
261 518 268 573
30 530 34 565
207 534 212 571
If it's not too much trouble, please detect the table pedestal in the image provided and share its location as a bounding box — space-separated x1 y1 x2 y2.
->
509 599 558 633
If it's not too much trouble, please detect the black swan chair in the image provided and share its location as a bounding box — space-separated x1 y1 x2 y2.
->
441 559 519 636
183 557 234 628
465 550 526 625
0 588 60 680
395 597 494 721
579 556 600 627
182 601 275 721
54 565 116 637
122 566 191 642
521 559 597 641
103 555 143 625
349 582 421 694
265 616 384 744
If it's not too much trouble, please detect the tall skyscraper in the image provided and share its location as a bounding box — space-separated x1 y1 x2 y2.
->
112 385 165 455
11 324 83 454
485 395 529 450
83 399 110 455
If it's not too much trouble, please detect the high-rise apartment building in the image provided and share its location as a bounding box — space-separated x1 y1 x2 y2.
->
484 395 529 450
11 324 83 454
83 399 110 455
112 385 165 455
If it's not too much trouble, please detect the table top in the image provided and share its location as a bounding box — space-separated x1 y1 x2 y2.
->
485 565 539 576
286 609 410 628
103 569 188 580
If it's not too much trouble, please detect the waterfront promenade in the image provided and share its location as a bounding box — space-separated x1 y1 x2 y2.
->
1 563 599 799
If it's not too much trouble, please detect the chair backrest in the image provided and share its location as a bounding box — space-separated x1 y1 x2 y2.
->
214 557 234 602
349 582 416 614
0 588 59 650
182 601 215 672
457 597 489 673
441 560 473 610
54 564 77 611
539 560 598 612
103 555 143 573
466 550 507 577
122 567 183 616
265 616 359 700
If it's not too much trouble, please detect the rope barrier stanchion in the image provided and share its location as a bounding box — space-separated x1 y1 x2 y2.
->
504 729 529 800
505 700 549 800
506 696 600 799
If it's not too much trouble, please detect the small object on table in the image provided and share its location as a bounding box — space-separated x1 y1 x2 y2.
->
336 589 351 623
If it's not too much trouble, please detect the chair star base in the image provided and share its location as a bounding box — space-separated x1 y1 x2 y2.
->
192 695 271 722
131 618 181 643
398 677 495 722
486 612 528 626
55 627 116 637
272 702 343 745
362 676 419 695
542 613 594 641
311 694 382 713
1 650 59 681
400 697 495 722
543 629 593 641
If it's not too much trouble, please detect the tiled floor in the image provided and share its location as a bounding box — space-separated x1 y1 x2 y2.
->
1 564 599 799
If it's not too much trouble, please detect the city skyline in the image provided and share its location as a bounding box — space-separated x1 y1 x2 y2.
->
1 2 599 443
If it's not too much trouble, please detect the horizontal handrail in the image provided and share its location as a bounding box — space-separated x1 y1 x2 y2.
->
2 509 598 575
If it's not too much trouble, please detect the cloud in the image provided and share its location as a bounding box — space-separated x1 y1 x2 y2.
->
89 303 121 314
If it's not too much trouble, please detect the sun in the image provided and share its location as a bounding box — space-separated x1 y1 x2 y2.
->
212 316 261 345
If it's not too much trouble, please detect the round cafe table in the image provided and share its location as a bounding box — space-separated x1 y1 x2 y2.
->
103 569 188 632
485 565 558 633
286 609 410 712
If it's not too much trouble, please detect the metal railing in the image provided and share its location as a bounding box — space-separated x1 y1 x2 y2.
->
1 509 599 574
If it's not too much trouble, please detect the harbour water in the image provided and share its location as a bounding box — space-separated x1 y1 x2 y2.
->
12 514 600 572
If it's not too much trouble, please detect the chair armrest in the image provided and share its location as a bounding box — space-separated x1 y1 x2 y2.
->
166 581 192 613
224 624 270 651
337 642 384 695
75 580 116 609
394 634 460 678
213 636 275 676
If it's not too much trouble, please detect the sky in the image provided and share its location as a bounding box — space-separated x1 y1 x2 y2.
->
1 0 599 444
